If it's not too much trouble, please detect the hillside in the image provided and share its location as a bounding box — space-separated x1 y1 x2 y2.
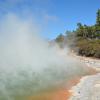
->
55 9 100 58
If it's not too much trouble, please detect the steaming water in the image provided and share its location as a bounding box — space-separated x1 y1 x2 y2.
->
0 14 90 100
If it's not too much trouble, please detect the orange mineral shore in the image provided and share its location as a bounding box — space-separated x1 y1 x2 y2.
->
28 66 96 100
28 77 80 100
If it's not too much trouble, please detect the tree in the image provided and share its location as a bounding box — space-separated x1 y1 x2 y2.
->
55 34 64 43
76 23 84 37
55 9 100 58
85 26 95 39
96 9 100 26
55 34 65 48
95 9 100 39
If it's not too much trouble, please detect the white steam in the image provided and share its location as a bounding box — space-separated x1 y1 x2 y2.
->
0 13 89 100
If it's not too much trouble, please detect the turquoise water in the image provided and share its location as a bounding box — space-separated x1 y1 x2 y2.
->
0 64 90 100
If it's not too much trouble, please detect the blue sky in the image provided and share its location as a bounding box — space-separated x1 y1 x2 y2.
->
0 0 100 39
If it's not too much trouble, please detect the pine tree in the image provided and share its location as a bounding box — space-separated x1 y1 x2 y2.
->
95 9 100 39
96 9 100 26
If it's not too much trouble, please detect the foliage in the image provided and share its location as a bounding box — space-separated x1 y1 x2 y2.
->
76 39 100 58
96 9 100 26
55 34 64 48
55 9 100 58
55 34 64 43
74 9 100 58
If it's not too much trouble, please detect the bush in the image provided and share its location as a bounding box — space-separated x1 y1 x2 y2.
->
76 39 100 58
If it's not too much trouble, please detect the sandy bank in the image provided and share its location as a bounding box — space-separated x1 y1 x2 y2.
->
69 73 100 100
68 55 100 100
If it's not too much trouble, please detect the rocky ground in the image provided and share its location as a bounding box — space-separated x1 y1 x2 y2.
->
68 55 100 100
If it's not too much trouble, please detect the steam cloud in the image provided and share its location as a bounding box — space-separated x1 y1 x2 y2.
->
0 13 89 100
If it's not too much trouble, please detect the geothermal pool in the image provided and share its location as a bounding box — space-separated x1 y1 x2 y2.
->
0 14 92 100
0 64 91 100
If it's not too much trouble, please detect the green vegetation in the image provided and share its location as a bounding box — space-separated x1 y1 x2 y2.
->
55 34 64 48
55 9 100 58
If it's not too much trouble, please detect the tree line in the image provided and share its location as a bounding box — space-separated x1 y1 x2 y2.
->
55 9 100 58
